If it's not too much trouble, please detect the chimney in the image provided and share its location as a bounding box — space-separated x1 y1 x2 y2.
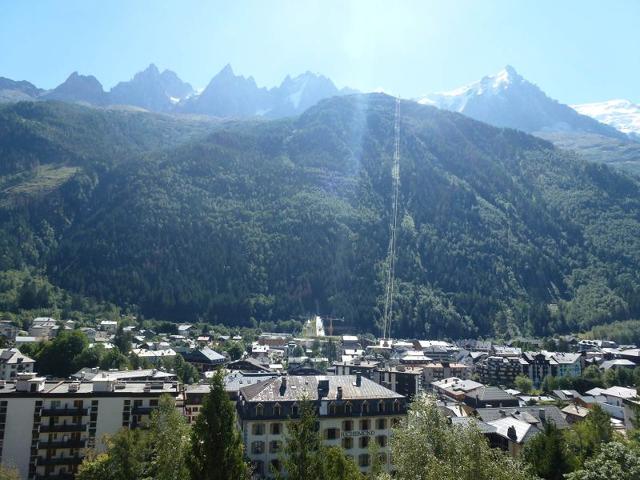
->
539 408 546 423
337 386 343 399
318 379 329 398
356 374 362 387
279 376 287 395
507 425 517 441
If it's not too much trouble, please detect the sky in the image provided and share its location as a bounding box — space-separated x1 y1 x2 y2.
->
1 0 639 104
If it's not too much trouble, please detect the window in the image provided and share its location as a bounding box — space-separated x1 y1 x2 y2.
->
376 418 387 430
252 423 265 435
376 435 387 447
270 423 281 435
329 402 337 415
359 436 370 448
392 417 402 427
325 428 339 440
343 420 353 432
291 403 299 416
342 437 353 450
358 454 370 467
378 401 385 413
345 402 352 415
393 400 401 413
150 400 158 407
251 441 265 454
274 403 282 416
360 419 370 430
269 440 281 453
361 401 369 414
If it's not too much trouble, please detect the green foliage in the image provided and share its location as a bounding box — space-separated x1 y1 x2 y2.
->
224 341 245 361
6 97 640 336
0 465 20 480
389 394 534 480
35 330 89 377
523 422 575 479
77 395 189 480
187 370 249 480
514 375 533 394
583 319 640 345
278 400 363 480
565 441 640 480
565 405 614 465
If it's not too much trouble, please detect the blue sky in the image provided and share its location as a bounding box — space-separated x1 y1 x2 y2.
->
2 0 639 103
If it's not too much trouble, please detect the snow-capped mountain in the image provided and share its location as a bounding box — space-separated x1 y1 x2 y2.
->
180 66 352 118
110 64 193 112
418 66 625 140
179 64 272 117
0 65 354 119
572 99 640 140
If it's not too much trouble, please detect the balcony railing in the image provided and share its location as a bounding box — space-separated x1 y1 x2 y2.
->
38 439 87 449
37 456 83 466
41 407 88 416
40 423 87 433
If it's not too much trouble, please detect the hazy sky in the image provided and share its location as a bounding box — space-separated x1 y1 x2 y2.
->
2 0 639 104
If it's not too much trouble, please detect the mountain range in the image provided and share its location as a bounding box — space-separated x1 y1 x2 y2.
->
2 96 640 338
417 66 640 174
0 63 353 119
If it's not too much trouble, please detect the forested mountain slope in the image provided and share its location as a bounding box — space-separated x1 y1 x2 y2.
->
2 95 640 338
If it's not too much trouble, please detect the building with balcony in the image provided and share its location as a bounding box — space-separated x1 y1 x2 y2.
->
0 373 181 480
237 375 406 478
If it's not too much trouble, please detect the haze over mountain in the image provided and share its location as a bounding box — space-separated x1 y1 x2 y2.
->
2 95 640 338
573 99 640 141
418 66 640 173
109 63 194 112
418 66 625 139
0 64 354 119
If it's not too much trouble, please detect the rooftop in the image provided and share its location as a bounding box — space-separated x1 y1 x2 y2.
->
239 375 403 402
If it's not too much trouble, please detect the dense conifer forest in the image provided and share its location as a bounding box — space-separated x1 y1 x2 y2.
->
2 95 640 338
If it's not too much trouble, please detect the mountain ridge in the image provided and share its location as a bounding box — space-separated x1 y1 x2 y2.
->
2 95 640 337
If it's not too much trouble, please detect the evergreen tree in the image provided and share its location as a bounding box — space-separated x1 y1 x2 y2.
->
278 399 363 480
278 400 323 480
522 421 574 479
187 370 249 480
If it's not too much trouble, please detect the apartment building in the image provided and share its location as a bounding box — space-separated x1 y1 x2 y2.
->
237 375 407 478
0 373 181 480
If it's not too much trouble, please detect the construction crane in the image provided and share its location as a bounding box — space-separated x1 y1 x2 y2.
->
381 97 401 343
325 316 344 337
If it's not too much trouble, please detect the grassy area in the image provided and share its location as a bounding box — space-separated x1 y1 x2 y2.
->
0 165 79 207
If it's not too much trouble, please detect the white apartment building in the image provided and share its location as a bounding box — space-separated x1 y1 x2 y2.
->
0 373 181 480
237 375 407 478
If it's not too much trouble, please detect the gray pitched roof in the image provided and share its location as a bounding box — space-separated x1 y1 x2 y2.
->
239 375 403 402
475 405 569 429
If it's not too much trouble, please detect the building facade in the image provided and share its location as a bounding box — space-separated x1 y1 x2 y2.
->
0 373 181 479
237 375 407 478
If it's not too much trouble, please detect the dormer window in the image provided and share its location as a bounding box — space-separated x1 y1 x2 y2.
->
274 403 282 416
256 404 264 417
362 401 369 414
378 401 385 413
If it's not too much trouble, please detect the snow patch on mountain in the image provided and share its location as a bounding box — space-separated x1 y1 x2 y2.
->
572 99 640 139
